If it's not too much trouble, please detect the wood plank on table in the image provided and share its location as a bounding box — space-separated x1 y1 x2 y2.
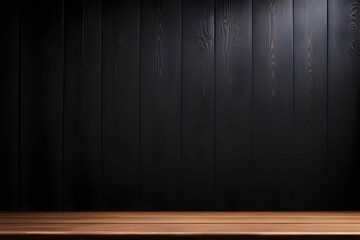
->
1 223 360 236
2 212 360 224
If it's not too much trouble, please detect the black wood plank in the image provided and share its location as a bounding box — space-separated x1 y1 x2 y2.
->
214 0 252 210
102 0 140 210
20 0 63 210
328 0 360 210
0 0 19 211
252 0 293 210
140 0 182 210
181 0 214 210
293 0 328 210
63 0 102 210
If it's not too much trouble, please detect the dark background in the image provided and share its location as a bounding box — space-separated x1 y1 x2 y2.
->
0 0 359 211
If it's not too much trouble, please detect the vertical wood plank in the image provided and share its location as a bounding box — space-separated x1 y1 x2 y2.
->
214 0 252 210
293 0 328 210
63 0 102 210
140 0 182 210
328 0 360 210
102 0 140 210
0 0 19 210
182 0 214 209
252 0 293 210
20 0 63 210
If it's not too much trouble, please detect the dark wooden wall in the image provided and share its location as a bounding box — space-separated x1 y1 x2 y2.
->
1 0 359 211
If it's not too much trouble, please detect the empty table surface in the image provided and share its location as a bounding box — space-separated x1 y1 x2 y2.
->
1 212 360 238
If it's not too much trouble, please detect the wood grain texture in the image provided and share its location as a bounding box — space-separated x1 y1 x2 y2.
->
2 212 360 237
2 223 360 236
20 0 63 210
1 0 360 212
140 0 182 210
328 0 360 210
181 0 215 210
214 0 252 210
63 0 102 210
0 0 19 210
252 0 293 210
293 0 328 209
102 0 140 210
4 212 360 224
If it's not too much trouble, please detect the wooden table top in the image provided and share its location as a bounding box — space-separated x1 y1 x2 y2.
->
1 212 360 237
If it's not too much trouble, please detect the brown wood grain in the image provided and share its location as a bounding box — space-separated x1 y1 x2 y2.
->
2 223 360 235
1 212 360 236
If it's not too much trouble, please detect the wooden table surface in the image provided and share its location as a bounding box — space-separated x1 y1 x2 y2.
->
1 212 360 238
